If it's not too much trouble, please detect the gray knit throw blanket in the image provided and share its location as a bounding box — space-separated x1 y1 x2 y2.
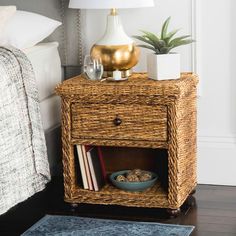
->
0 46 51 215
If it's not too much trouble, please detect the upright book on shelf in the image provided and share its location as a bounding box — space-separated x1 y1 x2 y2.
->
81 145 93 190
97 146 107 180
87 147 105 191
74 147 83 188
76 145 89 189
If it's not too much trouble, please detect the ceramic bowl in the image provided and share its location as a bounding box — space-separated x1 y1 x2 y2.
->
110 170 158 192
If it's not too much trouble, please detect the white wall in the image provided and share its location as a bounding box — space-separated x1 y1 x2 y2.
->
83 0 236 186
197 0 236 185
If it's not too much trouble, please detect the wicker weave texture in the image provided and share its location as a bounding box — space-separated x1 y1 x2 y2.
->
56 72 198 210
167 91 197 207
71 103 167 142
66 182 169 208
56 73 196 99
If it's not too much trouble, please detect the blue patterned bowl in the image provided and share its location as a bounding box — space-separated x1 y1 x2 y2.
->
110 170 158 192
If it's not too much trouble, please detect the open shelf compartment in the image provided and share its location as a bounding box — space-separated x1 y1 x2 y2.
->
67 146 169 208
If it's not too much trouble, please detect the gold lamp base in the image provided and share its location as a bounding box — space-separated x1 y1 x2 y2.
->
103 70 132 78
91 43 140 78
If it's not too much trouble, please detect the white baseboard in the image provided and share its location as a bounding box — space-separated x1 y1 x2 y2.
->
197 135 236 186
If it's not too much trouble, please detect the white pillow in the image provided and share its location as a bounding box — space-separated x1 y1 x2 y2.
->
0 10 62 49
0 6 16 33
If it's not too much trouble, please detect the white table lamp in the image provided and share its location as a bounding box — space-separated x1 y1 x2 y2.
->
69 0 154 77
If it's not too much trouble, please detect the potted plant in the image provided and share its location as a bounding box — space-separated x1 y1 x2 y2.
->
133 17 194 80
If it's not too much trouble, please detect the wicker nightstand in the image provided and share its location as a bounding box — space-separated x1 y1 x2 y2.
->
55 72 198 216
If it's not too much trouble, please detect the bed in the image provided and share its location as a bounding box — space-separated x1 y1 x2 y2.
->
23 42 63 172
0 0 83 214
0 0 83 174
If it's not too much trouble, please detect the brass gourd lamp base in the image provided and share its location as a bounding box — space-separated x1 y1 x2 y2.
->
90 8 140 78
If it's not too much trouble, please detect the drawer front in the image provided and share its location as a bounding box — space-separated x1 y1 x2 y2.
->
71 103 167 142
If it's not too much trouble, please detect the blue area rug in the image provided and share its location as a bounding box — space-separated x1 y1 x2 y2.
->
21 215 194 236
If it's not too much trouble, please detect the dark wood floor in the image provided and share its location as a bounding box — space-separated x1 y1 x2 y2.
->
0 177 236 236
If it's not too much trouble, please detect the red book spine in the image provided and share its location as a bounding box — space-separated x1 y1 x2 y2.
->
97 146 107 181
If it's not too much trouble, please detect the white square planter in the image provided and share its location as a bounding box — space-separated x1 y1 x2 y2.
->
147 53 181 80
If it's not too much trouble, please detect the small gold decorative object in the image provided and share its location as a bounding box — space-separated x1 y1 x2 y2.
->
131 169 143 176
139 172 152 182
116 175 127 182
126 174 140 182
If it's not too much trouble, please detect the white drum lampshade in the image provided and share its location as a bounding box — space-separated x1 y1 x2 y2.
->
69 0 154 9
69 0 155 77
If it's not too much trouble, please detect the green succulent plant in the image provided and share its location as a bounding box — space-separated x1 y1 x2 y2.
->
133 17 194 54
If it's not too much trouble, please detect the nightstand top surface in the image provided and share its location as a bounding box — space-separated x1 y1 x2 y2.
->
56 72 198 98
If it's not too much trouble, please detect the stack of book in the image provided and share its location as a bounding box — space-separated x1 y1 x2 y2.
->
76 145 106 191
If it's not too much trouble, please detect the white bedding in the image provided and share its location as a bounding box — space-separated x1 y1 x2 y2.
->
23 42 62 101
40 96 61 131
23 42 62 130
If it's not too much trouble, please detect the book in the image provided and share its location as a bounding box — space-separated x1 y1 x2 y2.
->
81 145 93 190
74 147 83 188
97 146 107 180
76 145 89 189
87 147 105 191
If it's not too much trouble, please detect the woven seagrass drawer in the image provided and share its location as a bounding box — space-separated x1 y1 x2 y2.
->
71 103 167 142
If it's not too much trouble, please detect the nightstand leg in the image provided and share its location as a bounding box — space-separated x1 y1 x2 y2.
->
184 195 196 207
166 208 181 218
69 203 79 212
190 188 196 195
